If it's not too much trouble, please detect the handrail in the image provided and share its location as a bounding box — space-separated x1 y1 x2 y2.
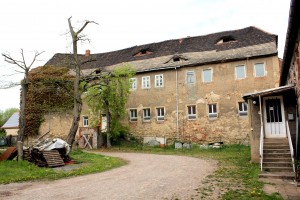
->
259 125 264 171
286 121 295 172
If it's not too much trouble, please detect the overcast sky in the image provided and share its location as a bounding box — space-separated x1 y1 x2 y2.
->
0 0 291 111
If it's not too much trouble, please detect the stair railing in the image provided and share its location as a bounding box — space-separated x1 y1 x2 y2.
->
286 121 295 172
259 125 264 171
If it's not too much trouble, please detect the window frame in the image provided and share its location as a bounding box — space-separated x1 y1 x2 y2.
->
130 78 137 90
83 116 89 127
235 65 246 80
156 107 165 121
208 104 218 119
254 63 266 77
142 76 151 89
143 108 151 121
238 102 248 116
155 74 164 88
129 108 138 121
186 71 195 85
202 68 212 83
187 105 197 120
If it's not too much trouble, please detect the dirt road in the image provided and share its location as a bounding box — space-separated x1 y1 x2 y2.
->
0 152 216 200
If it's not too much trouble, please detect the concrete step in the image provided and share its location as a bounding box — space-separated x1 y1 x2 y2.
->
263 149 291 153
263 162 293 168
264 145 289 149
259 172 295 180
263 158 292 163
264 138 288 142
264 153 291 158
262 166 293 172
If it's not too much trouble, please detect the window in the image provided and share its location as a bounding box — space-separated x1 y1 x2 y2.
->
130 109 137 121
186 71 195 84
235 65 246 79
254 63 265 77
156 107 165 121
187 105 197 120
143 108 151 121
238 102 248 116
208 104 218 118
83 116 89 127
130 78 137 90
142 76 150 89
155 74 164 87
203 69 212 83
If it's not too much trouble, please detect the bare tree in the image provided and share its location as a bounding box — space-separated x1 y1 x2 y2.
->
66 17 98 147
1 49 44 160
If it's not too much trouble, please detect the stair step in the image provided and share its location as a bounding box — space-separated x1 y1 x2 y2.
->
259 172 295 180
263 162 293 167
262 166 293 172
264 153 291 158
263 158 292 162
263 149 291 153
264 145 289 149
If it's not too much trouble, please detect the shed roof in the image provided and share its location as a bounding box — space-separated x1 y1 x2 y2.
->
45 26 277 74
243 85 295 100
1 112 19 129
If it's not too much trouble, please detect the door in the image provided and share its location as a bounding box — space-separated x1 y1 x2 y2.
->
263 96 286 138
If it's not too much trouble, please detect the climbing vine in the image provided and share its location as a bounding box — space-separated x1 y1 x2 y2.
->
25 66 74 137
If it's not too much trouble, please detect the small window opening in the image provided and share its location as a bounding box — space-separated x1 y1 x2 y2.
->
217 36 236 44
95 70 101 74
173 57 180 62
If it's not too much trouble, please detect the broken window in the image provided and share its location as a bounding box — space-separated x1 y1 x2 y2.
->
187 105 197 120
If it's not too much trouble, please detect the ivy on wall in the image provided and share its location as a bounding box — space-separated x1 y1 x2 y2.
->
24 66 74 137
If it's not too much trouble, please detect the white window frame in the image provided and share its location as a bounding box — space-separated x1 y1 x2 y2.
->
238 102 248 116
254 63 266 77
208 104 218 119
83 116 89 127
235 65 246 80
186 71 195 85
142 76 150 89
143 108 151 121
130 78 137 90
155 74 164 88
187 105 197 120
156 107 165 121
203 68 212 83
130 109 138 121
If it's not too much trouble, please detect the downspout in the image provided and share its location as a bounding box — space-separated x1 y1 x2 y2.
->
259 95 263 131
175 66 179 139
296 104 299 159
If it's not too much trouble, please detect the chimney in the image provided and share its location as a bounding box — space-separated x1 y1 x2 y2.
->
85 49 91 57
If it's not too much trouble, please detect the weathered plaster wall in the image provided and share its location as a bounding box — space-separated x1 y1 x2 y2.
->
5 129 19 136
126 56 280 144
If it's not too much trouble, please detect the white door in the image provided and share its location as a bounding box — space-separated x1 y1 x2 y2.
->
263 96 286 138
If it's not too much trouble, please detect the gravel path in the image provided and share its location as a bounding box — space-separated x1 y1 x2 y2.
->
0 152 217 200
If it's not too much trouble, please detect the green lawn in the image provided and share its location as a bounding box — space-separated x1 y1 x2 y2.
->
0 149 126 184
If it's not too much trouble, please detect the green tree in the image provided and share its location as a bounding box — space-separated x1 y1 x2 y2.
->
0 108 19 136
83 65 135 148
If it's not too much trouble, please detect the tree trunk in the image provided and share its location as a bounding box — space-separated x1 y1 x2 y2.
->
18 79 27 142
105 105 111 148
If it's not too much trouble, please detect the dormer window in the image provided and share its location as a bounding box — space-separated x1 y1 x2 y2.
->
216 36 236 44
173 57 180 62
165 55 188 64
133 48 153 57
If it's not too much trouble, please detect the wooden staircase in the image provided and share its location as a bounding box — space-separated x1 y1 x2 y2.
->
259 138 295 180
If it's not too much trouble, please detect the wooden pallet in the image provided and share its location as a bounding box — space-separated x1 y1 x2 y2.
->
42 150 65 167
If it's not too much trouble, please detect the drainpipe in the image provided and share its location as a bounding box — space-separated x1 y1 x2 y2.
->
296 105 299 158
259 95 263 128
175 66 179 139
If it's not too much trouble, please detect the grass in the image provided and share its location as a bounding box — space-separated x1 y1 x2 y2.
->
0 149 126 184
106 143 283 200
